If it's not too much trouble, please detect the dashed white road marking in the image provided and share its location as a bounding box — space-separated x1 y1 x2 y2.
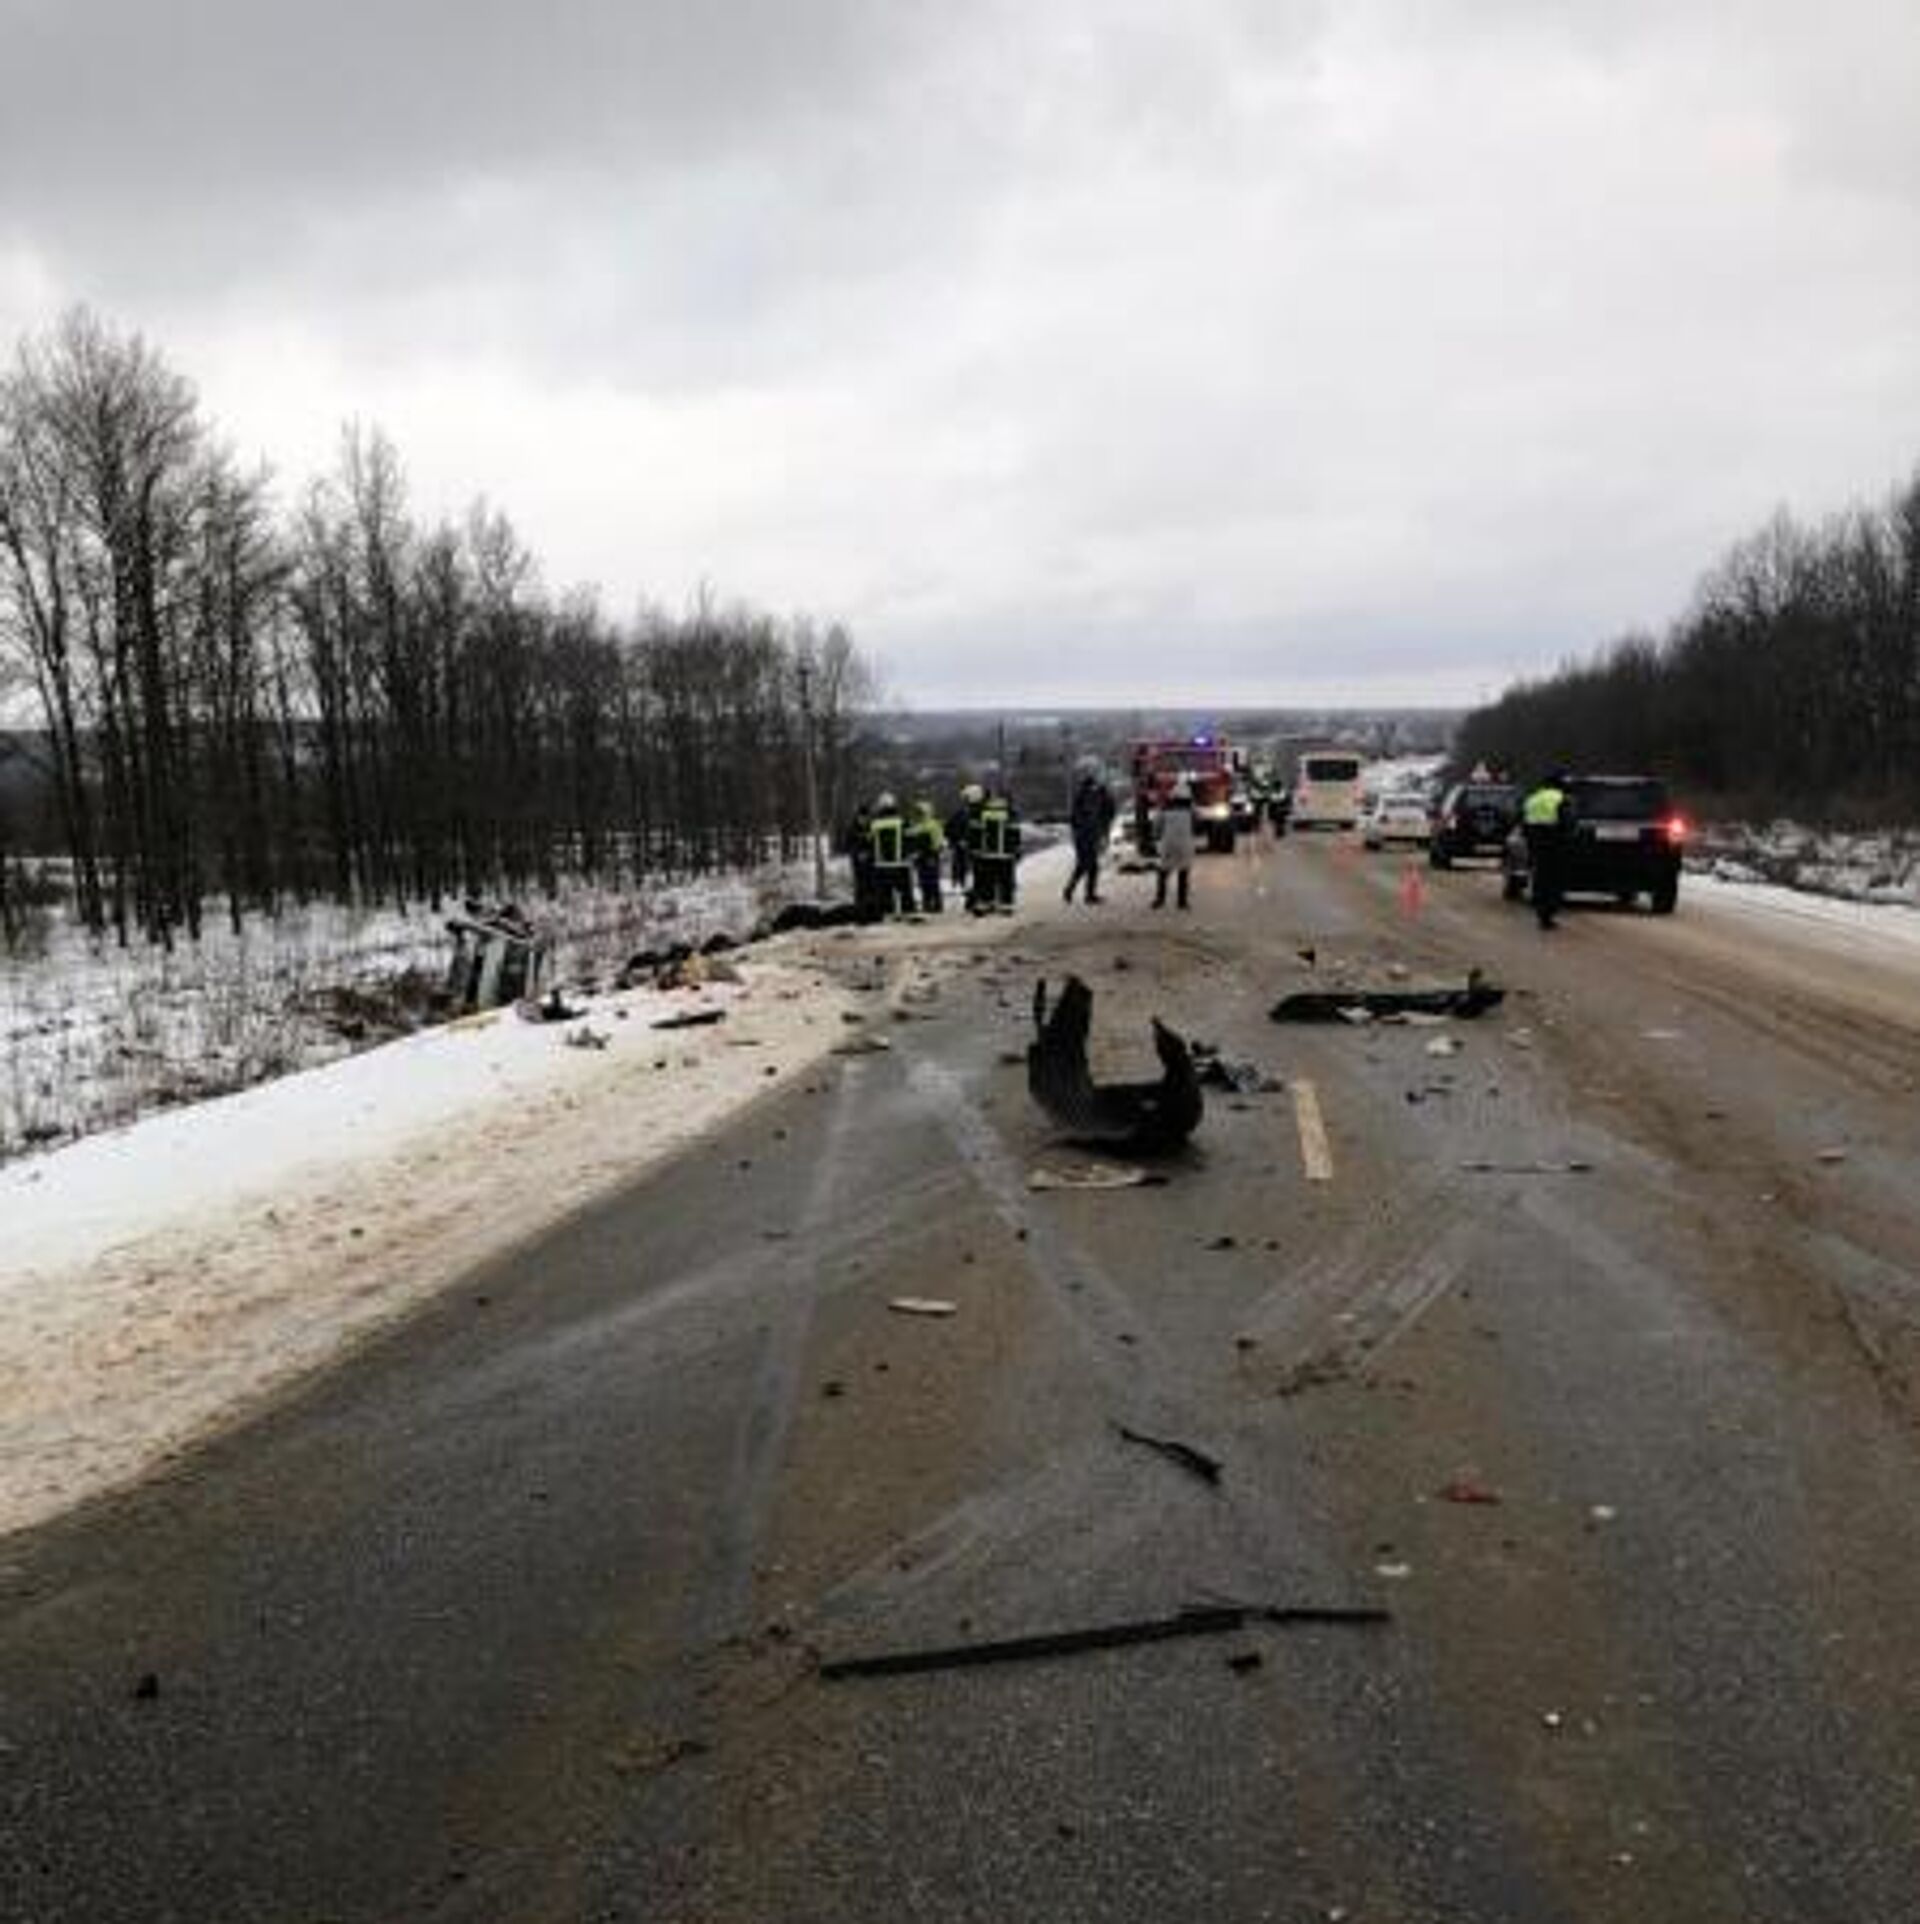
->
1292 1078 1334 1183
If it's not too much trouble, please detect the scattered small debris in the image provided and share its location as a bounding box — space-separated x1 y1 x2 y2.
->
1816 1147 1849 1164
1374 1562 1413 1581
1226 1651 1264 1675
1438 1476 1502 1506
650 1008 727 1031
1206 1234 1237 1251
1641 1027 1683 1042
888 1297 958 1318
1507 1028 1535 1049
819 1601 1388 1681
1114 1423 1223 1486
607 1734 712 1779
562 1027 610 1051
1275 1355 1349 1396
1588 1504 1618 1525
830 1033 893 1056
1424 1036 1462 1058
1541 1710 1564 1732
1027 1162 1163 1192
1196 1056 1277 1093
132 1672 161 1702
1459 1158 1592 1175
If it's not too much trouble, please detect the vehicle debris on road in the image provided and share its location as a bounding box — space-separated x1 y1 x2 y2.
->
887 1296 958 1317
1458 1158 1592 1175
1027 976 1203 1152
649 1008 728 1031
1437 1476 1502 1505
1271 971 1505 1024
1113 1422 1223 1486
1026 1162 1164 1191
818 1601 1390 1681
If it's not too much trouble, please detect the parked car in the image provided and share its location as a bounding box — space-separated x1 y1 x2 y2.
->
1501 775 1685 914
1362 789 1433 849
1429 782 1519 867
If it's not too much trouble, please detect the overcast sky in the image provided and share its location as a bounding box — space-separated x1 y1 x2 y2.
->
2 1 1917 707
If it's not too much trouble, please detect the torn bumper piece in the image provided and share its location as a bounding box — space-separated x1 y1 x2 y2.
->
1271 972 1505 1024
1027 976 1203 1153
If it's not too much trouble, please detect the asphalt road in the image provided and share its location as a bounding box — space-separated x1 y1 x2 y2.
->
5 835 1920 1924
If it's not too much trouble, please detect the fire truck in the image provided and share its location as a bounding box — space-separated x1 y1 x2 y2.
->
1130 734 1240 854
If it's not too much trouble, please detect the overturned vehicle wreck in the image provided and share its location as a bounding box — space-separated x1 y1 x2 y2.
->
1027 976 1203 1153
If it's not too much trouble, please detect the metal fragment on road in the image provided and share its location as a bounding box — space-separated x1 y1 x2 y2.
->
818 1602 1389 1681
1459 1158 1592 1175
1292 1079 1334 1182
1114 1422 1223 1486
887 1296 957 1318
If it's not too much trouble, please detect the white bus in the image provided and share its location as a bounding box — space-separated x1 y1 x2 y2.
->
1290 750 1365 830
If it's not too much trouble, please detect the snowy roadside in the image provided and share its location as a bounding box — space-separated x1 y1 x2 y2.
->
0 954 855 1541
0 847 1076 1543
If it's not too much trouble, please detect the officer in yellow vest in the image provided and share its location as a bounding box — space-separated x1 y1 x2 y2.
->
1522 772 1571 929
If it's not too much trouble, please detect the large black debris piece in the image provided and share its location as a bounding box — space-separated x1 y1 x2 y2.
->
1027 976 1203 1153
1270 967 1505 1024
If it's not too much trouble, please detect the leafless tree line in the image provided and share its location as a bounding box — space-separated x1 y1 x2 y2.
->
0 309 875 946
1456 468 1920 816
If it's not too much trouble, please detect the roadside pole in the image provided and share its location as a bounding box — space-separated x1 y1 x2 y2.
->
798 658 827 898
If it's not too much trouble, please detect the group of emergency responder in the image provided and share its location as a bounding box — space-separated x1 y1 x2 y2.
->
843 784 1022 919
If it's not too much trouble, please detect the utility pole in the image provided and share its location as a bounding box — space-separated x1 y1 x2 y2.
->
797 657 827 898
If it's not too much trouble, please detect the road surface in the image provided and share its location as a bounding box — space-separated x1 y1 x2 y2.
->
5 834 1919 1923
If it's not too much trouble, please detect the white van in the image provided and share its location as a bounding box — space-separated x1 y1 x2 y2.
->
1291 751 1364 830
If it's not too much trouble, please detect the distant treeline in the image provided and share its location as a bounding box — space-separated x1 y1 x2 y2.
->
0 308 875 946
1454 467 1920 818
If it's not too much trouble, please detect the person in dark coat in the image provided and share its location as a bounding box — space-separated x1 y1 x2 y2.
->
1063 765 1116 904
842 802 879 920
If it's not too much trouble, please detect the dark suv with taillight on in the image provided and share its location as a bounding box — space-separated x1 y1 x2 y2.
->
1501 775 1685 914
1429 781 1519 867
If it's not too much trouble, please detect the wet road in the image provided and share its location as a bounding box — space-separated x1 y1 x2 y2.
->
5 835 1919 1923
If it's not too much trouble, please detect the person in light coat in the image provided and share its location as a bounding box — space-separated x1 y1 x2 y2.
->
1152 776 1196 910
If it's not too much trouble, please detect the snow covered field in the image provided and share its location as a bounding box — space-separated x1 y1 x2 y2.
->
1 867 809 1161
1690 821 1920 906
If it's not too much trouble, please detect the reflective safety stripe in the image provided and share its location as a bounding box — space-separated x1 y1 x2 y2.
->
978 805 1011 858
870 816 906 865
1523 787 1564 826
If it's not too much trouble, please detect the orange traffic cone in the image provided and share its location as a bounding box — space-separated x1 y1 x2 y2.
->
1398 864 1426 918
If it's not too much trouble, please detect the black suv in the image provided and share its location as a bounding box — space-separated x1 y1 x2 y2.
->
1429 781 1519 867
1501 775 1684 914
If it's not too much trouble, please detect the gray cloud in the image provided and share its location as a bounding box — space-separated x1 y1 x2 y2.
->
2 0 1917 706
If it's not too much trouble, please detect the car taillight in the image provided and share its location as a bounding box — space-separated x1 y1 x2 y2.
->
1663 815 1687 845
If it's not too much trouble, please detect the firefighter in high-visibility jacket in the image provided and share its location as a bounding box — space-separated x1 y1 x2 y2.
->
968 790 1021 914
905 799 946 912
867 793 915 917
1522 773 1571 930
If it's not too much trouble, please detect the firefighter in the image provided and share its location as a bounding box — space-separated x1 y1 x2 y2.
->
969 788 1020 914
947 785 981 896
1063 762 1116 904
1152 776 1196 910
867 792 915 917
1522 770 1571 930
906 798 946 913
